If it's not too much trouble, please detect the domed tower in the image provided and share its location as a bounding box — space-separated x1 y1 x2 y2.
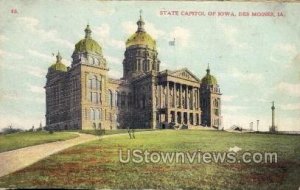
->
71 25 107 69
69 25 109 130
122 11 160 80
48 51 67 72
200 65 222 129
45 52 69 130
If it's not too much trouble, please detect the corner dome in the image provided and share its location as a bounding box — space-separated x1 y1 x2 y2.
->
74 25 102 55
125 12 156 50
201 67 218 85
49 52 67 72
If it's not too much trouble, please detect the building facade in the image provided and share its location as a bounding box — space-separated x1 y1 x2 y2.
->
45 14 222 130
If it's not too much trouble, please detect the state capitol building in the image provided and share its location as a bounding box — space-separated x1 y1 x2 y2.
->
45 14 222 130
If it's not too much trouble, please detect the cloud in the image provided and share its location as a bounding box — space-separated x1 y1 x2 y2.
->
27 84 44 94
169 26 190 47
122 21 136 35
121 20 165 43
17 17 73 50
276 82 300 97
106 55 122 65
280 103 300 111
0 49 24 60
0 35 8 42
0 114 44 130
144 21 165 39
94 24 124 49
222 95 237 102
160 61 171 70
291 53 300 69
25 65 47 78
274 43 297 56
217 22 248 49
222 105 245 112
28 49 71 66
0 89 20 102
28 49 53 62
108 70 122 79
230 68 264 84
95 8 116 16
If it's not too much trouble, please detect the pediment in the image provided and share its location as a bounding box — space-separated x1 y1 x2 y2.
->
170 68 200 82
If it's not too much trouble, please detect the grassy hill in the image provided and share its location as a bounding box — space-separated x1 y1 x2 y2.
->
0 131 78 153
0 130 299 189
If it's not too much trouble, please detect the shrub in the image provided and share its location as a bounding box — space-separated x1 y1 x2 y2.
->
1 125 23 134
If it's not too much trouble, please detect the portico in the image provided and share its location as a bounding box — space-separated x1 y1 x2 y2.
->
156 69 202 128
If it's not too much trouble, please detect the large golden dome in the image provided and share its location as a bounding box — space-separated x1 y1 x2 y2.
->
125 14 156 49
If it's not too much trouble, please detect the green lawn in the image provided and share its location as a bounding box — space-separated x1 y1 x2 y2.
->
0 130 299 189
0 131 79 153
80 128 153 136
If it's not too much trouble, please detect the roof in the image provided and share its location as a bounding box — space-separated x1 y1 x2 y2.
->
201 68 218 85
126 32 156 49
50 62 67 72
74 25 102 55
49 52 67 72
125 14 156 50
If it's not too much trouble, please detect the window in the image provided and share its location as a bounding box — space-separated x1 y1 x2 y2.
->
90 108 95 120
92 92 98 103
121 92 126 108
108 90 113 108
115 91 119 107
99 109 102 120
215 109 219 116
95 109 99 120
88 75 101 90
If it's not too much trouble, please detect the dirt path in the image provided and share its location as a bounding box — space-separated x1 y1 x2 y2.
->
0 130 164 178
0 132 98 178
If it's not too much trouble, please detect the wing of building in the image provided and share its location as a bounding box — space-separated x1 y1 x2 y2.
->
45 14 222 130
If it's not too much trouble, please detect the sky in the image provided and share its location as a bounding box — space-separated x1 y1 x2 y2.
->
0 0 299 131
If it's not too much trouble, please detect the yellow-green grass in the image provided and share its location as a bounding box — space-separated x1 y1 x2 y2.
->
79 129 153 136
0 130 299 189
0 131 79 153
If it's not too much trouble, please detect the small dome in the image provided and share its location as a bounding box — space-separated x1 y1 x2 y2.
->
49 52 67 72
201 67 218 85
74 25 102 54
125 12 156 49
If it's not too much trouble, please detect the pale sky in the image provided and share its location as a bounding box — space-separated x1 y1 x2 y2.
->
0 0 299 131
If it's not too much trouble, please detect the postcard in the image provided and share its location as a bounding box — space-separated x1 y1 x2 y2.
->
0 0 299 189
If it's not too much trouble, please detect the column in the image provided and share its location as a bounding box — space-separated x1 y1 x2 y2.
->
185 85 188 109
193 113 196 125
166 81 169 108
190 86 193 110
173 83 176 108
174 110 177 124
159 83 162 109
179 84 182 108
180 112 183 124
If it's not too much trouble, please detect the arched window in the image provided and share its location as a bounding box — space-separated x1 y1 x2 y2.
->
90 108 95 120
108 90 113 108
88 75 102 90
